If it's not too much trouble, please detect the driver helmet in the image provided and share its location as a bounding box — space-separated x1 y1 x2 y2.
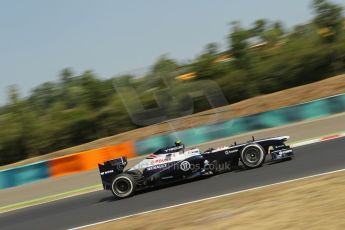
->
175 140 183 146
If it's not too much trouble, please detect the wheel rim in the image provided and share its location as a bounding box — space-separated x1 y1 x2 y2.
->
114 178 132 195
243 147 261 166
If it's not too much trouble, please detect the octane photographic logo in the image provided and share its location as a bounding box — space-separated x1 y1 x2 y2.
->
180 161 191 171
173 161 232 172
113 69 234 136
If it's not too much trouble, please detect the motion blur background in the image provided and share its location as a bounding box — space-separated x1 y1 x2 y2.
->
0 0 345 166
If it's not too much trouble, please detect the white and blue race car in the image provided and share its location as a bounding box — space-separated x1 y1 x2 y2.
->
98 136 293 199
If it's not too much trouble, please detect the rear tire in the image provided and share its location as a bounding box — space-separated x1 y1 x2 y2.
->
111 173 136 199
240 144 266 169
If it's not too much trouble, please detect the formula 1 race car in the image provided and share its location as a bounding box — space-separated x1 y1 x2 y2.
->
98 136 293 199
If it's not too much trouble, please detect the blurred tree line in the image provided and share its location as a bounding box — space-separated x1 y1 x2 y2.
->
1 0 345 165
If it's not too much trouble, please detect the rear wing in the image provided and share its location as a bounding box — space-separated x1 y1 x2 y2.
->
98 156 128 190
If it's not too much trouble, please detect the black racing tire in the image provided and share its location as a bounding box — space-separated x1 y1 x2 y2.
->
111 173 136 199
240 144 266 169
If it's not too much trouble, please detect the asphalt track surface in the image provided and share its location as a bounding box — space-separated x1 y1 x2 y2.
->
1 137 345 230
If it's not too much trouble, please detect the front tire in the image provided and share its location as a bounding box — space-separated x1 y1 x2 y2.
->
240 144 266 169
111 173 136 199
